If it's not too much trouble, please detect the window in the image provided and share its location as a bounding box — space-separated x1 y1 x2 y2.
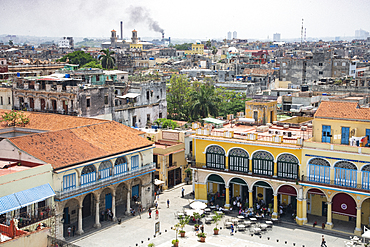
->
308 158 330 184
282 63 286 66
362 165 370 189
8 97 10 105
351 70 356 74
334 161 357 188
99 160 113 179
131 155 139 170
206 145 225 170
228 148 249 173
81 165 96 185
342 62 346 66
322 125 331 143
319 71 323 75
86 98 90 108
63 173 76 191
154 155 159 169
147 114 150 123
96 75 100 81
341 127 350 145
159 112 162 119
283 70 286 74
132 116 137 127
114 157 128 175
104 95 108 105
334 62 337 66
277 154 299 179
0 97 2 105
319 63 323 66
146 91 150 100
252 151 274 176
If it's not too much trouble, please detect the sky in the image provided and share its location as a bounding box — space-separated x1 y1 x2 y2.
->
1 0 370 41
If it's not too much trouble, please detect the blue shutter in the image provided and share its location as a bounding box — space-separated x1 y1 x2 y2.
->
366 129 370 147
341 127 350 145
322 125 331 143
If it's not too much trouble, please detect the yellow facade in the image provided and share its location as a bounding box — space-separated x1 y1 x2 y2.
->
130 43 143 50
245 100 277 125
184 43 204 55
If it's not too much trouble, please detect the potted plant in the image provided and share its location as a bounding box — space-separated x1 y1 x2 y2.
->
193 212 202 228
212 212 223 235
172 239 179 247
178 215 190 237
197 232 206 242
194 223 199 231
148 243 155 247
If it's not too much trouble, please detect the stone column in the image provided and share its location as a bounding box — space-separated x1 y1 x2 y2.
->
272 193 278 219
126 189 131 215
225 186 230 208
354 207 362 236
273 162 277 178
56 212 65 240
94 201 101 228
302 198 308 224
112 191 117 221
249 190 253 208
76 206 84 235
325 202 333 229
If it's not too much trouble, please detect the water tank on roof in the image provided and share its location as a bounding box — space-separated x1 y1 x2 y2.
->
301 85 309 92
17 72 20 77
65 74 70 78
149 57 154 60
322 93 327 96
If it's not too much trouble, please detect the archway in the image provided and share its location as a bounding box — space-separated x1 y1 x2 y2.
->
114 157 128 175
63 198 79 237
99 187 114 221
206 174 225 206
331 192 357 232
252 151 274 176
277 185 297 218
81 165 96 186
229 177 248 207
131 178 142 205
334 161 357 188
98 160 113 180
82 193 95 219
115 182 129 214
308 158 330 184
306 188 327 217
361 197 370 228
252 181 273 208
361 164 370 190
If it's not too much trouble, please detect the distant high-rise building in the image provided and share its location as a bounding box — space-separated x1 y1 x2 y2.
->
227 31 231 40
273 33 281 42
335 36 340 42
355 29 369 39
233 31 237 39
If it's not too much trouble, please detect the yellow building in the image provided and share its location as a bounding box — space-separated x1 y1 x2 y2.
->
185 43 204 55
245 100 277 125
300 101 370 235
130 43 143 50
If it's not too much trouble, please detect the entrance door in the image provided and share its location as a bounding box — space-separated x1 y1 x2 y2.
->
322 201 327 216
63 100 68 114
82 194 92 218
105 193 112 210
341 127 350 145
132 185 139 198
366 129 370 147
322 125 331 143
40 99 45 111
63 207 69 224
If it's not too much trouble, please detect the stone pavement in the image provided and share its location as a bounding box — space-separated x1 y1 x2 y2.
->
71 184 362 247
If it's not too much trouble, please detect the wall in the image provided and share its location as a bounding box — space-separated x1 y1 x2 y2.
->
245 101 277 125
0 228 49 247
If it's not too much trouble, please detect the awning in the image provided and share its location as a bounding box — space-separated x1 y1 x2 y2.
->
119 93 141 99
202 118 225 125
15 184 55 208
237 118 255 124
0 194 21 215
154 179 165 186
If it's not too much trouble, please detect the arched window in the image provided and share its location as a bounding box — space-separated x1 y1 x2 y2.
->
114 157 128 175
334 161 357 188
252 151 274 176
81 165 96 186
277 154 299 180
308 158 330 184
206 145 225 170
99 160 113 180
362 165 370 190
228 148 249 173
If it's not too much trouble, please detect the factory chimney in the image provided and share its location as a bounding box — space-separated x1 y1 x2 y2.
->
162 31 164 40
120 21 123 41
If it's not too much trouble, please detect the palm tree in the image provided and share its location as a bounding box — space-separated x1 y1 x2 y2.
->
190 84 219 120
99 49 115 69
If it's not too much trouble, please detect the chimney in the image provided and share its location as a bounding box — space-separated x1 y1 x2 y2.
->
162 32 164 40
120 21 123 41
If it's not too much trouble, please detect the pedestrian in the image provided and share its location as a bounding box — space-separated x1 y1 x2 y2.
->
67 226 71 237
155 209 159 220
200 224 204 233
155 201 158 209
230 223 234 235
167 199 170 208
181 187 184 198
72 225 75 237
148 208 152 218
321 235 327 247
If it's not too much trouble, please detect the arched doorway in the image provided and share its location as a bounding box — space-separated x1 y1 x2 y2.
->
334 161 357 188
332 193 357 231
277 154 299 180
277 185 297 218
206 174 225 206
308 158 330 184
229 178 248 206
131 178 142 205
115 182 129 214
82 193 95 219
252 151 274 176
361 197 370 228
306 188 327 216
252 181 273 207
63 199 79 237
100 188 114 213
228 148 249 173
206 145 225 170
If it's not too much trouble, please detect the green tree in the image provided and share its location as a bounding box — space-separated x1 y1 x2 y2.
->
154 118 179 129
217 90 249 118
170 43 192 50
8 40 13 46
206 40 211 49
167 75 193 121
58 51 96 67
81 60 103 69
99 48 116 69
190 83 220 120
212 46 218 60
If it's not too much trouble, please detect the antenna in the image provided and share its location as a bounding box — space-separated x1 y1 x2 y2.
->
301 19 304 44
304 28 306 42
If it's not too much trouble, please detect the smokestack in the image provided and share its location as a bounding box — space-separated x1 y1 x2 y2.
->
162 31 164 40
120 21 123 41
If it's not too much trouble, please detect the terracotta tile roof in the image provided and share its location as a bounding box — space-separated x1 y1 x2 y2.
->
0 110 108 131
9 121 153 169
242 68 274 76
315 101 370 120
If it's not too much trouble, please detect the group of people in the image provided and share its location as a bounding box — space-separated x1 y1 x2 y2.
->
101 208 114 221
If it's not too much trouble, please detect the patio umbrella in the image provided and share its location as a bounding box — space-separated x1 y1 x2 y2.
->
190 201 207 210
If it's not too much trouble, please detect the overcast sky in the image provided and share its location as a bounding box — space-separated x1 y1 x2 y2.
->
1 0 370 40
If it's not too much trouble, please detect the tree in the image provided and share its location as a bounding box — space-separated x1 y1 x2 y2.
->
58 51 96 67
190 83 220 120
212 46 218 60
206 40 211 49
1 110 29 127
170 43 192 50
81 60 103 69
99 48 116 69
154 118 179 129
8 40 13 46
167 75 193 121
217 89 249 118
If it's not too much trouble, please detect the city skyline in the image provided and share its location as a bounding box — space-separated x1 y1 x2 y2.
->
0 0 370 41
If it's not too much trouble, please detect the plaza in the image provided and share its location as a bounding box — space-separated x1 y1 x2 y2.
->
71 184 357 247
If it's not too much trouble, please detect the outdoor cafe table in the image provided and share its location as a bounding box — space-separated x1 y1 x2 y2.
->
204 208 211 213
209 214 216 218
259 223 268 230
231 218 239 225
253 227 261 234
244 221 251 226
237 224 246 231
250 218 257 222
237 216 245 219
205 217 213 223
265 221 273 227
225 222 232 228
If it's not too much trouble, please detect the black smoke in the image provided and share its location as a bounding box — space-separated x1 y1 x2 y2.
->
126 6 164 34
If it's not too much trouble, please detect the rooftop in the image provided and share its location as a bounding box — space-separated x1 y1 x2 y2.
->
315 101 370 121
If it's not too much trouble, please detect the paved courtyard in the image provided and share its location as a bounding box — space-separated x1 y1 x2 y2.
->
71 184 361 247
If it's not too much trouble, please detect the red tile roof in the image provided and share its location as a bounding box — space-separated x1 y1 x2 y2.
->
9 121 153 169
315 101 370 120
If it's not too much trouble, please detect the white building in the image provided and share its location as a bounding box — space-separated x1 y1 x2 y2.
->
273 33 281 42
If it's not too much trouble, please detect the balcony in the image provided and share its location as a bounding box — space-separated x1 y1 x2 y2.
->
55 163 155 200
301 175 370 192
303 140 370 155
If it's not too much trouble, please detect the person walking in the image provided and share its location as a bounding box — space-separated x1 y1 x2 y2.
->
67 226 71 237
181 187 185 198
167 199 170 208
230 223 234 235
321 235 327 247
148 208 152 218
200 224 204 233
72 225 75 237
155 209 159 220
